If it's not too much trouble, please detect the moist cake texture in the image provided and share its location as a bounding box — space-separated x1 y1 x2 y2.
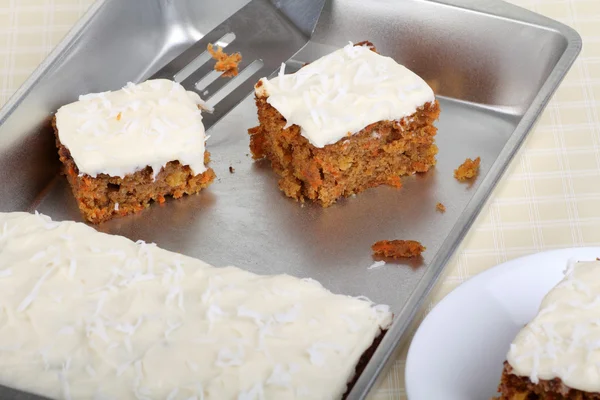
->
371 240 425 259
0 211 392 400
54 79 215 224
454 156 481 181
497 260 600 399
249 41 440 207
207 43 242 77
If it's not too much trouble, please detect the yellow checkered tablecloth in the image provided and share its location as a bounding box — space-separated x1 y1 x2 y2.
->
0 0 598 398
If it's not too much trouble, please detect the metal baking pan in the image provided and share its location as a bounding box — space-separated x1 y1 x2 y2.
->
0 0 581 398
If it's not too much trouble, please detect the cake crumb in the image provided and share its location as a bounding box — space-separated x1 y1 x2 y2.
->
207 43 242 77
371 240 425 259
116 112 122 121
229 166 235 174
436 202 446 212
454 157 481 181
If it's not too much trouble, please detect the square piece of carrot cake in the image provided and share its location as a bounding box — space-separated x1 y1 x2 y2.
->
249 41 440 206
54 79 215 224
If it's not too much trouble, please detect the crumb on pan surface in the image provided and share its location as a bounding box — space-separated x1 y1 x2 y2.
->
454 157 481 181
207 43 242 77
248 41 439 207
436 202 446 212
371 240 425 259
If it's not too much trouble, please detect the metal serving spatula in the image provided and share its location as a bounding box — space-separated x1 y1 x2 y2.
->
150 0 327 129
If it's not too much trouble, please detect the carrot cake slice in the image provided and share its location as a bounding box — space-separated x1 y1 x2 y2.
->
497 260 600 399
249 41 440 207
0 211 392 400
54 79 216 224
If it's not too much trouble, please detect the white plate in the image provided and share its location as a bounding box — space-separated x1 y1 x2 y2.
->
405 247 600 400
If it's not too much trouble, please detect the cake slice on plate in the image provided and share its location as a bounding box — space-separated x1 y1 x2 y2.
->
249 41 440 207
54 79 216 224
497 260 600 399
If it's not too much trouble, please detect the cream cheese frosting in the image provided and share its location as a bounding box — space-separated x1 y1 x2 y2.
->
254 42 435 148
0 212 392 400
507 260 600 392
55 79 209 178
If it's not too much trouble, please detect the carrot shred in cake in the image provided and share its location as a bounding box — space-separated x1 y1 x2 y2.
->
454 157 481 181
371 240 425 259
436 202 446 212
207 43 242 77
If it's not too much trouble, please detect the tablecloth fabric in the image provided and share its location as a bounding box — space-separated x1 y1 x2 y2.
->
0 0 598 398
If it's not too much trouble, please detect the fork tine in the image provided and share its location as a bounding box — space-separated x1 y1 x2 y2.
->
178 61 220 92
193 61 255 105
202 63 270 130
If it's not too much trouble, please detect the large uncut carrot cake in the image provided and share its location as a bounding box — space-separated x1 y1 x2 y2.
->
0 211 392 400
249 41 440 207
497 260 600 399
54 79 216 224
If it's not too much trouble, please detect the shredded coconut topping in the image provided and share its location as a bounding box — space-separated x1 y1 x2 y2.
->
55 79 208 178
255 42 434 147
368 261 386 270
0 211 392 400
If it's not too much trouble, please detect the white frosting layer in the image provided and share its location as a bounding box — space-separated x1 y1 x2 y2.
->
255 42 435 148
0 212 392 400
55 79 208 178
507 260 600 392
